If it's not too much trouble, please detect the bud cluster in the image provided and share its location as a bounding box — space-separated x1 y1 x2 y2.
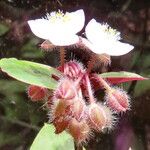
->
27 60 130 145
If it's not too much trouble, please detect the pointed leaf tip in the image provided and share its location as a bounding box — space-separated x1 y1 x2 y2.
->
99 71 147 84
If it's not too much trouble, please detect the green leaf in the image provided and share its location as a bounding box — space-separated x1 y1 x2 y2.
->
0 58 61 90
99 71 146 84
100 71 145 78
30 123 74 150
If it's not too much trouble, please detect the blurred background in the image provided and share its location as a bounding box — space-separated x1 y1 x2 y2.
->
0 0 150 149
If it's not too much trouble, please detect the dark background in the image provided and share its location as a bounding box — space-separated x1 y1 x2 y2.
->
0 0 150 149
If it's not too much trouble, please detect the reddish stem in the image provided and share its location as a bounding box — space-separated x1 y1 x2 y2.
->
60 47 65 66
87 53 97 73
94 74 111 92
85 73 95 104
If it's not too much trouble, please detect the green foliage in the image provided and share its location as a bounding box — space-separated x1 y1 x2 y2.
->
100 71 145 79
0 58 61 90
21 39 44 59
134 78 150 97
30 123 74 150
131 51 150 97
0 23 9 36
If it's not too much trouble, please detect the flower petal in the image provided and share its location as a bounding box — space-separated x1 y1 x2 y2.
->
28 19 53 40
81 37 107 54
49 34 79 46
85 19 134 56
81 38 134 56
104 41 134 56
67 9 85 34
85 19 107 44
45 9 85 35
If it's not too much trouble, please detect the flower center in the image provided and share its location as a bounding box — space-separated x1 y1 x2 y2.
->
46 10 71 23
100 24 120 40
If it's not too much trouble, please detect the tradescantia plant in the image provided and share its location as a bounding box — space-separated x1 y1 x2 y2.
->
0 9 147 149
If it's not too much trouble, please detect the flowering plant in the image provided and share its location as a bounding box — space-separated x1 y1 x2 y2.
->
28 9 85 46
0 9 147 150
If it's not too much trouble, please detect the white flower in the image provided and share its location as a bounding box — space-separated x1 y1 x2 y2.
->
28 9 85 46
82 19 134 56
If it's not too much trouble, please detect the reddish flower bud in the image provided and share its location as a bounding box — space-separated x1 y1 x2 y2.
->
68 118 91 144
27 85 47 101
72 98 86 121
58 60 84 79
105 88 130 113
54 78 77 100
50 99 73 134
102 106 116 130
53 117 70 134
88 103 107 131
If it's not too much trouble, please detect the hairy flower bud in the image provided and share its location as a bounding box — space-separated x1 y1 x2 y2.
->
58 60 84 79
102 106 116 130
53 99 73 118
27 85 47 101
53 117 70 134
50 98 73 134
88 103 107 131
72 98 86 121
105 87 130 113
68 118 90 144
54 78 77 100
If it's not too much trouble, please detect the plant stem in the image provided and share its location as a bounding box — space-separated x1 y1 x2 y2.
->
60 46 66 66
94 74 111 92
85 74 95 103
87 53 96 73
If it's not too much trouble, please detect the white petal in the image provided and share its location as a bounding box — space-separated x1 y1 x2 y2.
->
85 19 134 56
28 19 53 40
81 37 93 50
104 41 134 56
85 19 106 44
67 9 85 34
81 38 134 56
28 9 84 46
81 37 106 54
46 9 85 35
49 34 79 46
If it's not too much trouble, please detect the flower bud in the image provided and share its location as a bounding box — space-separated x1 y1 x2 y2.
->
27 85 47 101
88 103 107 131
105 87 130 113
50 99 73 134
72 98 86 121
102 106 116 130
53 99 73 118
68 118 90 144
58 60 84 79
53 117 70 134
54 78 77 100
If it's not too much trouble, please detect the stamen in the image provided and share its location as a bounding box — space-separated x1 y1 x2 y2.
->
100 24 121 40
46 10 70 22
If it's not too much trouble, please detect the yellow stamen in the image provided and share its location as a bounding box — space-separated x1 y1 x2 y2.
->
46 10 71 23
